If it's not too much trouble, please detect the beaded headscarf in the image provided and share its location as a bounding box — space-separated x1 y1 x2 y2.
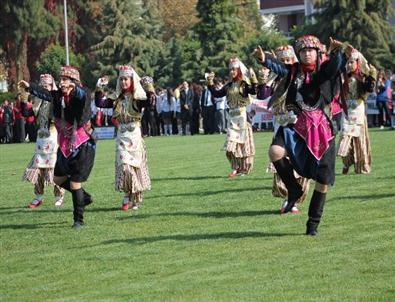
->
39 74 57 91
294 35 322 54
60 66 80 83
275 45 298 64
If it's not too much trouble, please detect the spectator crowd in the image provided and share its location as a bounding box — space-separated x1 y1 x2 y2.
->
1 69 394 143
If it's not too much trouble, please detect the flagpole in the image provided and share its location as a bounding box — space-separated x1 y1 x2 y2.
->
64 0 70 65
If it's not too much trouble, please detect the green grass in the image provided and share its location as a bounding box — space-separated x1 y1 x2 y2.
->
1 129 394 302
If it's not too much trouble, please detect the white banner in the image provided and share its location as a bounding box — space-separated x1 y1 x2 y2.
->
248 97 274 124
94 127 115 139
366 93 379 115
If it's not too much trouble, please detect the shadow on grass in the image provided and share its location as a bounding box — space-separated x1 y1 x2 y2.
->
86 207 120 212
151 175 225 181
119 209 279 220
1 221 68 230
151 175 271 181
327 193 394 202
0 208 70 215
102 231 299 245
0 206 120 215
0 206 27 210
145 186 271 200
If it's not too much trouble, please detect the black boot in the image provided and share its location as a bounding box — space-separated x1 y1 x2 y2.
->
60 179 72 192
273 158 303 213
82 189 93 207
61 180 93 206
306 190 326 236
71 188 85 228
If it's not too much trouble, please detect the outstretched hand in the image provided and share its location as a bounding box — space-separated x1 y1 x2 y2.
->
328 37 342 53
345 44 354 58
205 72 215 85
96 76 109 88
252 45 265 63
18 80 29 90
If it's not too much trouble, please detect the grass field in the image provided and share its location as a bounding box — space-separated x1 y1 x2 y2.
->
1 129 394 301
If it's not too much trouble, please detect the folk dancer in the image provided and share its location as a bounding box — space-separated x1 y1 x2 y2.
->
207 57 257 177
22 74 65 208
254 36 346 235
337 46 376 174
19 66 95 228
95 65 154 211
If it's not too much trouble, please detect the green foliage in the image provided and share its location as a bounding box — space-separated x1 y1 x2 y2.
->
89 0 165 87
178 35 205 83
158 34 204 87
241 30 289 70
0 92 16 104
155 37 183 87
293 0 395 69
194 0 244 77
236 0 264 40
35 44 84 80
192 0 287 80
0 0 60 44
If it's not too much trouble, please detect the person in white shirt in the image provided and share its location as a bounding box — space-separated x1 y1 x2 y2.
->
156 89 164 135
213 78 227 133
172 87 182 134
161 88 174 135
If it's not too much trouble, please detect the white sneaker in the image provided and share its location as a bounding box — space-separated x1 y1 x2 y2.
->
291 206 301 214
54 197 64 207
280 200 288 211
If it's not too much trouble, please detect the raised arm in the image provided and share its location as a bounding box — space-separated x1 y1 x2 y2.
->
319 50 346 82
253 46 289 77
94 89 114 108
207 83 228 98
74 85 92 126
262 56 290 78
27 83 55 102
94 77 115 108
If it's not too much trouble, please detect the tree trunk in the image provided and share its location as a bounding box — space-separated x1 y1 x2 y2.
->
7 33 30 92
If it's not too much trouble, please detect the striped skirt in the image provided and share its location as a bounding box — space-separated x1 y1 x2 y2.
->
272 172 310 205
115 144 151 194
337 120 372 174
22 158 55 186
224 123 255 174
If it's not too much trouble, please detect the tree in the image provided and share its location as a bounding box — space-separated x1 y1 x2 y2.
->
192 0 284 79
36 44 84 81
235 0 264 41
151 0 199 41
293 0 395 69
89 0 165 87
194 0 246 77
241 30 288 70
158 34 204 87
0 0 60 89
